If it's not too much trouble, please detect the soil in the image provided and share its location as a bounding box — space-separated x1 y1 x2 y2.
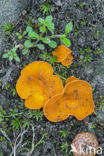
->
0 0 104 156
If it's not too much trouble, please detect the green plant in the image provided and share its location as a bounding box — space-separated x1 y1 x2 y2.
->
40 2 51 15
2 22 13 34
95 47 103 55
11 118 22 130
79 47 93 64
61 142 69 154
78 3 84 8
11 88 17 96
3 15 73 62
0 153 3 156
28 110 44 121
2 47 20 62
4 83 11 90
80 19 86 26
40 51 56 65
74 29 82 37
59 129 68 138
84 55 92 62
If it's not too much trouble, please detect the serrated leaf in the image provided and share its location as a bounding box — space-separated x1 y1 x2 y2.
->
26 26 32 33
38 18 44 24
40 26 46 32
28 31 39 40
60 36 71 47
24 40 33 48
65 22 73 34
45 16 52 24
37 44 45 50
41 37 51 44
48 40 57 48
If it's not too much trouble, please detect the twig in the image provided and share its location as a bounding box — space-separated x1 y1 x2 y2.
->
26 124 35 156
10 129 28 156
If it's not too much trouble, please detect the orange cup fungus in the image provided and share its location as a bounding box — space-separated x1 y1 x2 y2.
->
16 61 63 109
16 60 95 122
44 79 95 122
71 132 98 156
52 45 73 66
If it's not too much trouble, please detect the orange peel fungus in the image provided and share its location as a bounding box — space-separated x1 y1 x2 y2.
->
16 61 63 109
44 79 95 122
52 45 73 66
16 61 95 122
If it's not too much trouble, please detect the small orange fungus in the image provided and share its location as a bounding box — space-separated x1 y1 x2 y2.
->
44 80 94 122
52 45 73 66
71 132 98 156
16 61 63 109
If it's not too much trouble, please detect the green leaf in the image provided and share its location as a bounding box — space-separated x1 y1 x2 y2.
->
26 26 32 33
24 40 33 48
60 36 71 47
28 31 39 39
45 16 52 24
37 44 45 50
18 35 23 39
16 32 20 36
12 48 17 52
65 22 73 34
22 48 28 55
38 18 44 24
23 31 27 36
9 55 13 61
44 16 54 32
48 40 57 48
40 26 46 32
46 23 54 33
2 53 9 58
14 56 20 62
41 37 51 44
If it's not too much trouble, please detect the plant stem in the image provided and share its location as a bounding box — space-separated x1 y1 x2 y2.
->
54 72 66 81
50 34 63 39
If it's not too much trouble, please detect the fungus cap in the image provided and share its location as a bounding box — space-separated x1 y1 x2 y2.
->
52 45 72 62
43 75 63 99
25 92 48 109
25 75 63 109
71 132 98 156
16 61 54 99
16 75 44 99
21 61 54 79
44 80 95 122
43 93 70 122
64 80 95 120
61 53 73 66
